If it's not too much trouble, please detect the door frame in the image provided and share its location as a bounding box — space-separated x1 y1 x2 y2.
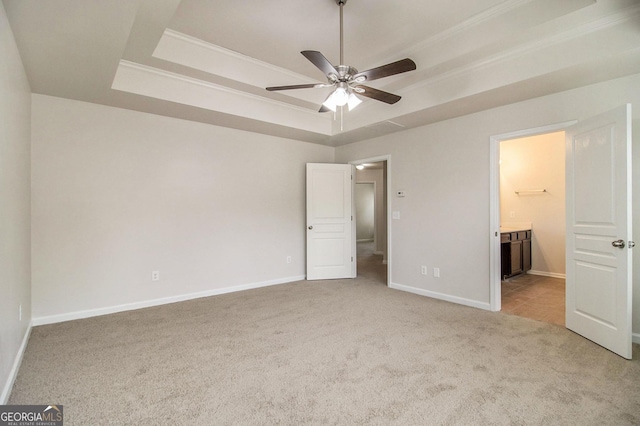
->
489 121 576 311
349 155 391 286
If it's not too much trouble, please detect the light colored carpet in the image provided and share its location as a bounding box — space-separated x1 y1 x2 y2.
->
9 272 640 424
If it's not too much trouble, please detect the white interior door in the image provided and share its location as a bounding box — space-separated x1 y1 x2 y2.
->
565 104 633 359
306 163 356 280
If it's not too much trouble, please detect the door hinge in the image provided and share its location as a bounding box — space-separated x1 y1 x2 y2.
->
351 215 353 221
351 256 354 262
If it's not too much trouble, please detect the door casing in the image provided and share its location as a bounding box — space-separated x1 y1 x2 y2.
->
489 121 577 311
349 155 391 286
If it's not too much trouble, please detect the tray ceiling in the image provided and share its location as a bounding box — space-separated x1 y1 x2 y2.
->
3 0 640 146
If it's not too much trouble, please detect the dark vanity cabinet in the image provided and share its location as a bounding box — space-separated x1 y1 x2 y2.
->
501 230 532 279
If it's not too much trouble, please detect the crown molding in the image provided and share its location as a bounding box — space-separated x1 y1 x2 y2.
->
112 60 332 135
160 29 315 82
153 29 326 105
404 2 640 93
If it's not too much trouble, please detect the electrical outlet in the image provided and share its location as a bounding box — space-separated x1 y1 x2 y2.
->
421 265 428 275
434 267 440 278
286 256 292 264
152 271 160 281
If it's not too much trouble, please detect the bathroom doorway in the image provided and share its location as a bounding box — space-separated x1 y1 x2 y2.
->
498 131 566 326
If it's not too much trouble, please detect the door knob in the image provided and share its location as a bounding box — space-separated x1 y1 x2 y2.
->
308 226 313 230
612 239 625 248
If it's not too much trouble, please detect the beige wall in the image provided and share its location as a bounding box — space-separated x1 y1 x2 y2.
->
0 2 32 403
31 95 334 321
336 73 640 336
4 4 640 394
355 183 375 241
500 132 565 276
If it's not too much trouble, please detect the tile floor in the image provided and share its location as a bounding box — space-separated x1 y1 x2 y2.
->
501 273 566 326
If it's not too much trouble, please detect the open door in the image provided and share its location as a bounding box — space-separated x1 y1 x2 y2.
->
565 104 633 359
306 163 356 280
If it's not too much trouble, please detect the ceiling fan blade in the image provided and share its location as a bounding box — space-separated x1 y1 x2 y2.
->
301 51 339 77
266 83 325 91
353 85 401 104
353 58 416 82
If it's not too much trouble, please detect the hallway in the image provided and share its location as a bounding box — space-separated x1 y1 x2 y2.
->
357 241 386 285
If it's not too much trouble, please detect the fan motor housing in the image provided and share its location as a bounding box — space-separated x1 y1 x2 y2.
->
335 65 358 82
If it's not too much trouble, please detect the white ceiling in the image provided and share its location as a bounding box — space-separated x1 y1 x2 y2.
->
4 0 640 146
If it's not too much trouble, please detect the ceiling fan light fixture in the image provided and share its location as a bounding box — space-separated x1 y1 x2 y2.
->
322 98 337 112
323 83 361 112
323 83 349 111
265 0 416 113
347 92 362 111
332 84 350 106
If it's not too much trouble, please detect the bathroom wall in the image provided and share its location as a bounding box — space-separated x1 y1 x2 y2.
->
500 132 566 277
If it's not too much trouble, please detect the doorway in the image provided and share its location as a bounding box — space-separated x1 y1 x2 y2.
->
494 107 633 358
499 132 566 326
351 158 389 285
489 120 576 314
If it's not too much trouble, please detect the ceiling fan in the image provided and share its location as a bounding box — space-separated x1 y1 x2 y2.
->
266 0 416 113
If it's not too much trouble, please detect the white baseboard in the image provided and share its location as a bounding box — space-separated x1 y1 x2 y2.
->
357 239 374 243
633 333 640 345
528 270 566 279
1 322 32 404
390 282 491 311
32 275 306 326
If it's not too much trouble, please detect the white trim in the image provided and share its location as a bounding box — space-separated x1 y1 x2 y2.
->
390 282 491 311
633 333 640 345
403 3 640 94
407 0 532 54
356 239 374 243
489 120 576 312
1 322 32 404
115 60 322 116
32 275 305 327
528 270 566 280
160 29 315 83
111 60 332 136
